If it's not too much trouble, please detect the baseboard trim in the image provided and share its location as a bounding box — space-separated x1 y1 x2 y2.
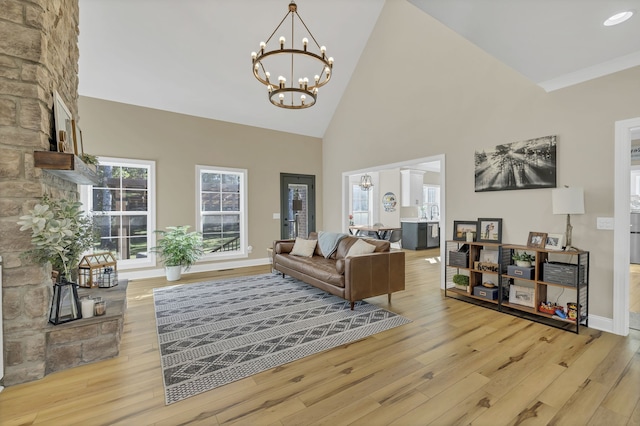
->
119 257 271 281
587 314 614 334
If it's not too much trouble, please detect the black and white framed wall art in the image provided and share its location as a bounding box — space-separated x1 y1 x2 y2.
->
474 135 557 192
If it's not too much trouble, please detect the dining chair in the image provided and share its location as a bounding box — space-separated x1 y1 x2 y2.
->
386 229 402 248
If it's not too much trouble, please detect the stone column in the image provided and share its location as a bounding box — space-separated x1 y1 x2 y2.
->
0 0 80 385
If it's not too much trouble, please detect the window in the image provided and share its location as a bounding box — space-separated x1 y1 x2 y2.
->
197 165 248 259
352 184 371 225
422 184 441 220
83 157 155 269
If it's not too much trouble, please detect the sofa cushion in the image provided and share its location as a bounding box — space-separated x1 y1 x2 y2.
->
290 237 317 257
335 236 390 259
317 231 348 258
347 239 377 256
276 254 345 287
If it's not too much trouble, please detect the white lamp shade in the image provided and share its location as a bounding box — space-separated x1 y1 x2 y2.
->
552 187 585 215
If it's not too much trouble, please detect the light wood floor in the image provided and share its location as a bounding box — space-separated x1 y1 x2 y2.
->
2 249 640 425
629 264 640 313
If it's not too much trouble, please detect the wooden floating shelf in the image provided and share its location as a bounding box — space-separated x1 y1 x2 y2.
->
34 151 99 185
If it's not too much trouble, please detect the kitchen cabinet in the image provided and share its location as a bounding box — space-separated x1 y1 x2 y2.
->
400 170 424 207
401 221 440 250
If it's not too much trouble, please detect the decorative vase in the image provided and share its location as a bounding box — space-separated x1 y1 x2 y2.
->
454 284 468 291
166 265 182 281
516 260 532 267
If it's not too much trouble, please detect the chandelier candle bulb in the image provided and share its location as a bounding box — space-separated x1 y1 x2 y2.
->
251 51 257 60
302 37 308 50
260 41 266 51
279 36 285 48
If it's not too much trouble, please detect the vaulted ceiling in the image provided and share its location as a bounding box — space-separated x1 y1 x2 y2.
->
79 0 640 138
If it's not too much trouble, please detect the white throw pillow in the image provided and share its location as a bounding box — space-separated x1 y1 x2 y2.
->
346 239 376 257
290 237 317 257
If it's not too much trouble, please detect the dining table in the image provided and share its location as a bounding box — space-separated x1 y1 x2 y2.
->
348 225 401 240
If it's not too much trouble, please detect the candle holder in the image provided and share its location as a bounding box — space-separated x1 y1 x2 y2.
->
94 297 106 316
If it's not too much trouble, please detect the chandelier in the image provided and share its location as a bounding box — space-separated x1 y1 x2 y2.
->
360 174 374 191
251 1 334 109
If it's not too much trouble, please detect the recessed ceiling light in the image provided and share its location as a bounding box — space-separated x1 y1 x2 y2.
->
604 10 634 26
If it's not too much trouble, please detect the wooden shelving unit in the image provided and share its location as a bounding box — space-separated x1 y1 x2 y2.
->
445 240 589 334
34 151 99 185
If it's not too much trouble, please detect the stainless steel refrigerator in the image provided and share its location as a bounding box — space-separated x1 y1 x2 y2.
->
631 213 640 264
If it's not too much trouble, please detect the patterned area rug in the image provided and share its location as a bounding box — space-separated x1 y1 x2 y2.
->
153 273 411 405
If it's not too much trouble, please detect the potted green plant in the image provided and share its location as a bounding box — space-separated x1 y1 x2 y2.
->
17 195 95 282
512 251 535 267
152 225 204 281
452 274 469 291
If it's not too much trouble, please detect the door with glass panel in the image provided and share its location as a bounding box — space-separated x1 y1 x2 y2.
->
280 173 316 239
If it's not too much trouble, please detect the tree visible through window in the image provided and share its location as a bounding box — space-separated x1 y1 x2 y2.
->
85 158 155 267
197 165 247 257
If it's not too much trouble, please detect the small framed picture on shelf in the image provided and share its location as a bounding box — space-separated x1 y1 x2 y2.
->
527 231 548 248
53 91 74 153
453 220 478 241
545 233 565 250
476 218 502 243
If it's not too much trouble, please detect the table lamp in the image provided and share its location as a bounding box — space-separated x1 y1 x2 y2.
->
552 186 585 250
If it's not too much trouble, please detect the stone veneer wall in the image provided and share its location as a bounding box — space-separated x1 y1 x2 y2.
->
0 0 81 385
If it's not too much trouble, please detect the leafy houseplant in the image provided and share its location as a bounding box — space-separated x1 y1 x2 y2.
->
152 226 204 281
512 251 535 267
17 196 95 281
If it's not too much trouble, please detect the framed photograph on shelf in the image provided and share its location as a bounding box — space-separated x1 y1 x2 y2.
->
509 284 535 308
527 231 548 248
453 220 478 241
476 218 502 243
53 91 74 153
545 233 565 250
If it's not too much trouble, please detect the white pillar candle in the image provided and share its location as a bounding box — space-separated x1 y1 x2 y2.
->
81 298 94 318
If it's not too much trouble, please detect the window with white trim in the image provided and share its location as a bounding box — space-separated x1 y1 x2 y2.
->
196 165 247 259
83 157 156 269
422 184 441 220
351 184 371 225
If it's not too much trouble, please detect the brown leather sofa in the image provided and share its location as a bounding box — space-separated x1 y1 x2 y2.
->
272 233 405 309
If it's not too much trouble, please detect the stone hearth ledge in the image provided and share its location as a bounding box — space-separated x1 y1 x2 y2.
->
45 280 128 375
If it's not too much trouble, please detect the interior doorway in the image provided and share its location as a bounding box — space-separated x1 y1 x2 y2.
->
342 154 446 288
629 161 640 330
280 173 316 239
613 117 640 336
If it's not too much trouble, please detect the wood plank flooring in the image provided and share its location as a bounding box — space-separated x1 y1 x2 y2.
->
629 264 640 313
1 249 640 425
